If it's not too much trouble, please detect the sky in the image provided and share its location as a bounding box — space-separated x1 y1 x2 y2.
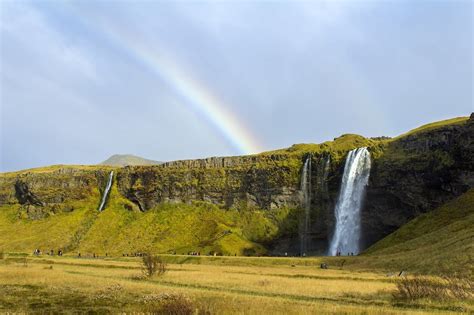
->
0 0 472 172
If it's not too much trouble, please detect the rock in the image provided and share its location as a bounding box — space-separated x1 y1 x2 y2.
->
361 118 474 247
14 181 43 206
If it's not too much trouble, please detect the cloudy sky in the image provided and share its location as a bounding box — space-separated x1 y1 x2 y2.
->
1 0 472 172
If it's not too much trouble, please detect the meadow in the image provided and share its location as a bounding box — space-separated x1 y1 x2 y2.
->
0 254 471 314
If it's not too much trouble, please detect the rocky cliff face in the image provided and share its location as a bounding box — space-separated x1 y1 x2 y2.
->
361 116 474 248
116 155 301 212
0 115 472 254
0 167 113 219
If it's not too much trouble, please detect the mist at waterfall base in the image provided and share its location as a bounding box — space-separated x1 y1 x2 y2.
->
329 148 371 256
98 171 114 212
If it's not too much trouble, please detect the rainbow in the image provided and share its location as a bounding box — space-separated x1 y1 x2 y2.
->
90 16 262 155
135 48 262 155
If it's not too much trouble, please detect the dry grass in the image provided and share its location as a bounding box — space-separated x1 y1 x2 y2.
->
393 275 473 301
0 255 471 314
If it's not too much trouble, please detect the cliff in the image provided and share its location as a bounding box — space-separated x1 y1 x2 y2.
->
0 115 472 256
363 116 473 248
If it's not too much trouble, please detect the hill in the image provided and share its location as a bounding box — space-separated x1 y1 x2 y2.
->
358 189 474 276
100 154 161 166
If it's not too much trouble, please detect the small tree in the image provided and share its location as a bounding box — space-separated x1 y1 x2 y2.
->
142 254 166 278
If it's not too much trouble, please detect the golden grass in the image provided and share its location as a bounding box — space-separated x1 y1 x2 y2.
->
0 255 470 314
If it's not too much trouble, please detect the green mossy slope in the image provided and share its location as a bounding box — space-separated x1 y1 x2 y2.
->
360 189 474 276
0 178 299 256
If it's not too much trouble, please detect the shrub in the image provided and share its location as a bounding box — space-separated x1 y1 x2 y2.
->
141 293 194 315
393 275 473 301
142 254 167 278
443 276 474 300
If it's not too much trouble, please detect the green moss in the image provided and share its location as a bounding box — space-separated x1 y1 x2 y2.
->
77 199 301 256
260 134 381 163
392 116 469 141
1 164 116 178
360 189 474 276
0 199 98 252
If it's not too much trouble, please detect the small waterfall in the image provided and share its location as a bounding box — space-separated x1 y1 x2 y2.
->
317 155 331 193
329 148 371 256
300 156 311 256
98 171 114 212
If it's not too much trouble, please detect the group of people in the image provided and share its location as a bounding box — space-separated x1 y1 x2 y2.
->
33 248 63 256
32 248 356 258
122 252 145 257
335 251 355 256
77 253 108 258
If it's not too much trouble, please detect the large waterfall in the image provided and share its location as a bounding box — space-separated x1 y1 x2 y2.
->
98 171 114 212
329 148 371 256
300 156 311 256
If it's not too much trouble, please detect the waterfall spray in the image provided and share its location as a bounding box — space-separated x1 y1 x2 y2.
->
98 171 114 212
329 148 371 256
300 156 311 256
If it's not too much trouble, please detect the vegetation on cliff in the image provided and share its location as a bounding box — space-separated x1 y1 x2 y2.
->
0 115 472 260
0 178 300 255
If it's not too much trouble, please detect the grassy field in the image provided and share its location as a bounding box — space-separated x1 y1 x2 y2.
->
0 254 471 314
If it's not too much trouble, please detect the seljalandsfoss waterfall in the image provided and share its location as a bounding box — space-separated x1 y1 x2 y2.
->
300 156 311 256
329 148 371 256
98 171 114 212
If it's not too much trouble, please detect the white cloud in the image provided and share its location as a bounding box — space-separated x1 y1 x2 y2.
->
1 1 99 83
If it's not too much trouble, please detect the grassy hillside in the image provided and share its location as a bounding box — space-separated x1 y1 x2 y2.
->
358 189 474 276
101 154 161 166
392 116 469 140
260 133 385 161
0 177 299 256
0 164 113 177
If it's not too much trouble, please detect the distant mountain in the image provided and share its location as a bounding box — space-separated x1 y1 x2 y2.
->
100 154 161 166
